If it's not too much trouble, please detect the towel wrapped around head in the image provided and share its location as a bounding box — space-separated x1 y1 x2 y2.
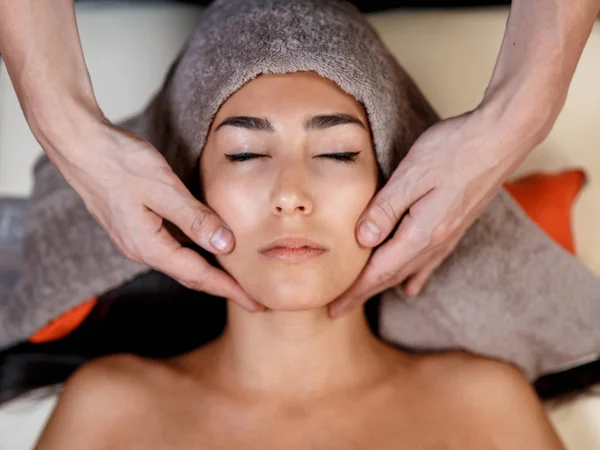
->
2 0 600 380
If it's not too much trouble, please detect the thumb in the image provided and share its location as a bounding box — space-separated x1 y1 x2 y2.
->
356 171 424 248
148 183 235 254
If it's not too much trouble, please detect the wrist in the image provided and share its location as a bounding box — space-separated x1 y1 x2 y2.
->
27 88 107 160
476 0 600 155
477 77 560 156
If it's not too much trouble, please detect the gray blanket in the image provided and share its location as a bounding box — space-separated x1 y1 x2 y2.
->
2 0 599 380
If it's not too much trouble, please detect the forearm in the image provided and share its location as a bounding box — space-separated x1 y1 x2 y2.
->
0 0 103 156
481 0 600 154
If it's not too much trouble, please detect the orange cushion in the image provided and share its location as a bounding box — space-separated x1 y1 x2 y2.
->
28 169 586 344
29 297 97 344
503 169 587 255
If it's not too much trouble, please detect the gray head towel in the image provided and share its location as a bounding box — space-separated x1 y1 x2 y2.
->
2 0 600 380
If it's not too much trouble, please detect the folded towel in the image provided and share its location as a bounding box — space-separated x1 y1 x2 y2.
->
2 0 599 380
0 198 28 301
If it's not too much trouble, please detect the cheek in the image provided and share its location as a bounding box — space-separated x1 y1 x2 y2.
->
203 176 263 234
331 178 376 226
207 167 378 309
265 181 376 309
324 181 376 286
204 177 265 290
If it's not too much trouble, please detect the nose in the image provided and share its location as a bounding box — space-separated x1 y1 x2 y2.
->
271 169 313 217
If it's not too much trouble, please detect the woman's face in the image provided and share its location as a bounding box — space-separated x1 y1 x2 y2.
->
200 71 379 310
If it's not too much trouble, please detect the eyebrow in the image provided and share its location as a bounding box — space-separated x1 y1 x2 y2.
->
214 113 367 132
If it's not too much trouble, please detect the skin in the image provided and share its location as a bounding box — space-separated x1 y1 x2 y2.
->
34 73 565 450
199 72 379 311
0 0 261 312
329 0 600 316
0 1 598 314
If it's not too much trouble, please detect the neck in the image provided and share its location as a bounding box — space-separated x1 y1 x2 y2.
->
207 301 394 399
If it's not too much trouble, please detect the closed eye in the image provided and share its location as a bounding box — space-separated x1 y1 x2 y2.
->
224 151 361 163
317 152 360 163
224 152 266 162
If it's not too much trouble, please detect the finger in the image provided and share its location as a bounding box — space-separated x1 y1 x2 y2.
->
405 229 464 296
329 212 431 317
356 164 430 248
329 242 414 317
403 255 444 297
147 178 236 255
141 221 264 312
170 248 265 313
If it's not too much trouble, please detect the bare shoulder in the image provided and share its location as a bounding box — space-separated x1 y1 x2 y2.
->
422 351 566 450
61 353 162 409
418 350 531 393
35 353 168 450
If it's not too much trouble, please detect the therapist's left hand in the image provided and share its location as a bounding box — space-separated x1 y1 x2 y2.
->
328 106 543 317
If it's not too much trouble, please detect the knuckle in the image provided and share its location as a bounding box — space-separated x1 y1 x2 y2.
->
430 223 451 246
431 218 461 247
129 254 143 264
135 242 157 265
188 207 210 236
195 265 213 286
373 198 401 228
373 266 397 288
111 237 138 262
129 246 146 264
120 246 138 262
162 170 183 191
182 279 205 292
403 224 430 250
179 266 212 292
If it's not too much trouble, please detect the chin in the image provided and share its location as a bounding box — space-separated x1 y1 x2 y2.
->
252 284 335 312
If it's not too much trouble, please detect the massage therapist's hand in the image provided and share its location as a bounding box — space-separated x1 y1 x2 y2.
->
51 118 263 312
328 0 600 317
0 0 262 312
328 106 542 317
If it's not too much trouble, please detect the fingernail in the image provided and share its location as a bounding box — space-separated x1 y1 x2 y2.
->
210 227 233 251
358 220 381 245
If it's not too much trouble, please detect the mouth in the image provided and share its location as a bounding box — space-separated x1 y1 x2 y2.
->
260 237 328 263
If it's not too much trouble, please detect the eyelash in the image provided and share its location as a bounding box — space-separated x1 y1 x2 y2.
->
224 152 360 164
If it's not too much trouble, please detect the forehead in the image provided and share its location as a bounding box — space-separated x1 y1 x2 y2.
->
213 71 369 123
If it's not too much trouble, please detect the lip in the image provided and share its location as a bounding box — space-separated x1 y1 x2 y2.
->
260 237 328 263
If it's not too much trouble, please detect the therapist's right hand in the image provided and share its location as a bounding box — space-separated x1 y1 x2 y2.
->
0 0 262 313
53 116 264 312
